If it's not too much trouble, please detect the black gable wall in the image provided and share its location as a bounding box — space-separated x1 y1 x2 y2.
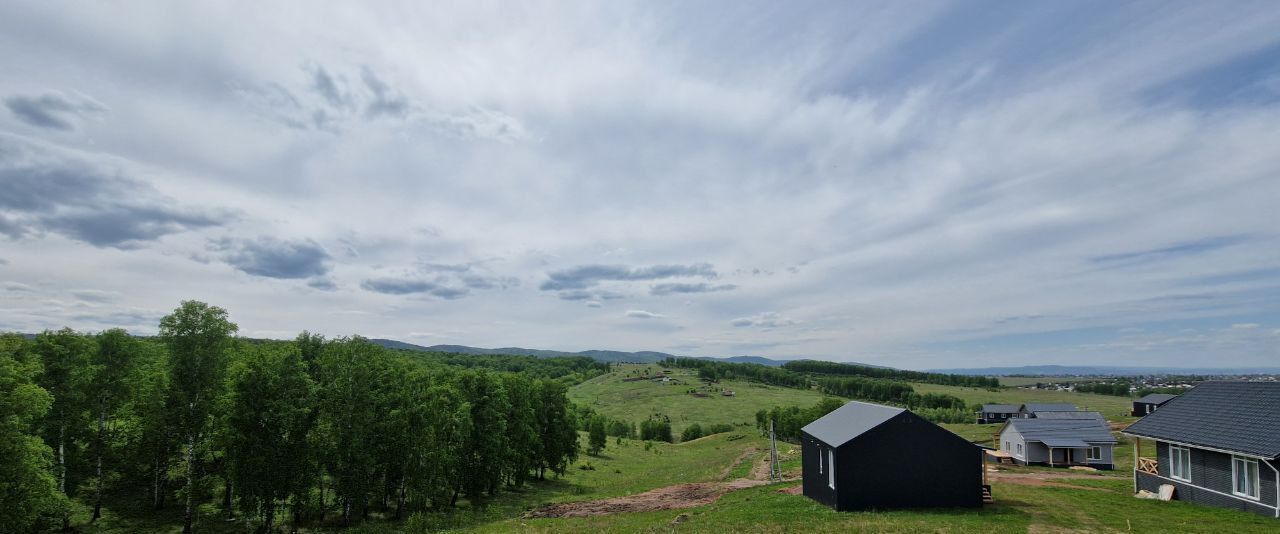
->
834 411 981 510
801 431 836 508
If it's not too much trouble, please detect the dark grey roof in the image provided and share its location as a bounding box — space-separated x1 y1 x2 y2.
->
1034 411 1106 421
1021 403 1079 412
1005 418 1117 444
1134 393 1177 405
801 400 904 447
1124 381 1280 458
982 404 1020 413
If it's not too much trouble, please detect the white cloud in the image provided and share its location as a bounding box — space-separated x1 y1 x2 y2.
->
0 2 1278 367
625 310 664 319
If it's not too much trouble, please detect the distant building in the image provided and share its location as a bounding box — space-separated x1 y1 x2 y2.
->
801 400 983 511
998 417 1117 469
1033 411 1107 421
1131 393 1177 417
1124 381 1280 518
977 404 1021 424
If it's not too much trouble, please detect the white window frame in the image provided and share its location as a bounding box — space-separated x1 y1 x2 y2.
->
818 445 824 474
1016 443 1023 457
1231 455 1260 500
1087 446 1101 460
827 449 835 489
1004 440 1010 452
1169 445 1191 482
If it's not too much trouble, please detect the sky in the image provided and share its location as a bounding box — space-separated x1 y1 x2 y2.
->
2 1 1279 369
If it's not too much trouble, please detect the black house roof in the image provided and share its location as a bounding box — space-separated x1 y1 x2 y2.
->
801 400 904 447
1133 393 1177 405
1124 381 1280 459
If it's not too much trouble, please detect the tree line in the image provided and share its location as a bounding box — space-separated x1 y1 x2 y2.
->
0 301 582 533
783 359 999 388
1072 381 1132 396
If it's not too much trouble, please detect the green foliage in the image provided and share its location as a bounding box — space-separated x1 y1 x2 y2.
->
587 417 607 456
224 342 315 530
680 423 704 442
660 357 809 388
0 333 66 531
638 417 673 443
756 397 846 442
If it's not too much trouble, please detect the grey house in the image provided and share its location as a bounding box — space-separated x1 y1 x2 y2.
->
1131 393 1177 417
1124 381 1279 518
998 416 1117 469
977 404 1020 424
1034 411 1107 421
1018 403 1079 418
801 400 983 511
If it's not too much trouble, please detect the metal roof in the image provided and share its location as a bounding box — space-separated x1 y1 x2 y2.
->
1021 403 1079 412
1124 381 1280 459
981 404 1020 413
1041 438 1090 448
1034 411 1106 421
1134 393 1177 405
1005 418 1117 444
801 400 904 447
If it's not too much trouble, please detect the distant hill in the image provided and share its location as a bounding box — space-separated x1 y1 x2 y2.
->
928 364 1280 376
368 339 792 366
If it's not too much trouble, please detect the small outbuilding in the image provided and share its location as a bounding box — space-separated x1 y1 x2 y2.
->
800 400 983 511
1131 393 1177 416
977 404 1020 424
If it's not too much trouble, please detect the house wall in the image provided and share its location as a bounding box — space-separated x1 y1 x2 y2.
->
800 431 836 508
1138 441 1280 518
1086 443 1115 469
998 426 1031 464
833 411 982 511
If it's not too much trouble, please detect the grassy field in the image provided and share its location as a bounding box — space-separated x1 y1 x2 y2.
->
568 363 826 435
997 376 1111 387
909 382 1135 420
469 450 1276 533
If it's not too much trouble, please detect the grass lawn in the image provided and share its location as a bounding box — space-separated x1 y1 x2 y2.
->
569 363 826 435
910 382 1135 419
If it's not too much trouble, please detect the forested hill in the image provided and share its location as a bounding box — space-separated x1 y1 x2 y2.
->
369 339 794 366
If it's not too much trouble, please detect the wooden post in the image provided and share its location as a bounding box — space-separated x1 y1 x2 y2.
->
1133 438 1140 493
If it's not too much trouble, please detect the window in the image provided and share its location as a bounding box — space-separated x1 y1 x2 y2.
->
1004 441 1010 452
1232 456 1260 500
1087 446 1101 460
818 446 823 474
827 449 836 489
1016 443 1023 456
1169 445 1191 481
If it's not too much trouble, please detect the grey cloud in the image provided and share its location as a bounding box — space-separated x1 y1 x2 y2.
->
0 134 229 248
72 289 119 302
540 263 718 291
730 312 798 328
360 277 468 299
310 65 351 109
4 91 107 130
557 290 593 301
650 283 737 296
306 278 337 291
420 262 518 290
361 66 409 118
625 309 665 319
209 237 331 279
0 258 8 265
585 300 603 308
4 281 33 292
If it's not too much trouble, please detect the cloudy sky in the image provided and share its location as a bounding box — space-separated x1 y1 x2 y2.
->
2 1 1279 369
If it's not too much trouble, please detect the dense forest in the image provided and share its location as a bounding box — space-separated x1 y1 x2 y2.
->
0 301 583 533
782 359 1000 388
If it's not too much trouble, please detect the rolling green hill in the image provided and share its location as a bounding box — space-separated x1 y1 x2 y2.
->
568 363 826 435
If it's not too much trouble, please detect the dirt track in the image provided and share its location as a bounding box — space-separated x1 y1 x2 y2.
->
527 448 783 518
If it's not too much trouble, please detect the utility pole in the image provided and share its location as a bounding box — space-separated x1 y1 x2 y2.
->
769 418 779 482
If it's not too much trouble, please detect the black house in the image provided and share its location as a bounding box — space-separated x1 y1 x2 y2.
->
1131 393 1177 417
1124 381 1280 518
800 400 983 511
977 404 1020 424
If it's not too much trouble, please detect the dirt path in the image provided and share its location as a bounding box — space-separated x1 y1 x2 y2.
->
988 470 1112 491
527 447 782 518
